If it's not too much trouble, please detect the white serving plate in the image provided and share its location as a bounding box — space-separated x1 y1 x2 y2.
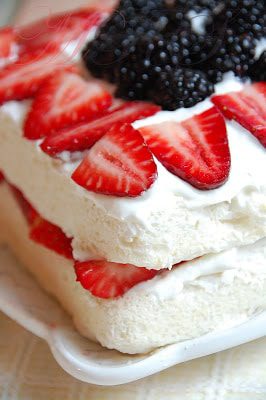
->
0 245 265 386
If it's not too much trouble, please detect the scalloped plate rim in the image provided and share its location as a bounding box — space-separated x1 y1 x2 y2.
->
0 245 266 386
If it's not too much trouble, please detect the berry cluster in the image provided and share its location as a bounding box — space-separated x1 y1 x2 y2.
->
82 0 265 110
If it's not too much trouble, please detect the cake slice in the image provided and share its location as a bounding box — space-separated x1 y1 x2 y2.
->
0 1 265 354
1 182 266 354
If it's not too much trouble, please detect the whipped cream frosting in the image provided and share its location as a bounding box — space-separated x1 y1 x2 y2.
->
133 237 266 300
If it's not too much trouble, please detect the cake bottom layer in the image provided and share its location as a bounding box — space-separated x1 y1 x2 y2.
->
0 183 266 354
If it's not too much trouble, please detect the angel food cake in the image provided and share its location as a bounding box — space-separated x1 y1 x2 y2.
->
0 0 266 354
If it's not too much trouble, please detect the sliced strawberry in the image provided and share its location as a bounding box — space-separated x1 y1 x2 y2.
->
8 184 38 225
40 102 160 156
30 217 73 260
212 82 266 148
0 171 5 183
24 71 112 140
72 123 157 197
139 106 230 190
8 183 73 259
0 46 76 104
17 9 106 55
74 260 158 298
0 27 16 59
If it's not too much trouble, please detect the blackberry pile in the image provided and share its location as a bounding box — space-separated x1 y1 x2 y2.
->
82 0 266 110
249 51 266 81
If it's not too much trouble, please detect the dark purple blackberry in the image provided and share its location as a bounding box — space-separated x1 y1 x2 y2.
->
176 31 217 68
207 0 266 39
173 0 222 12
205 68 224 83
82 0 164 82
205 30 256 80
147 67 214 110
114 36 158 100
249 51 266 81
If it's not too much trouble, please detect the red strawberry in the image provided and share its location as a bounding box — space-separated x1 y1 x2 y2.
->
8 183 73 259
0 46 76 104
212 82 266 148
24 71 112 140
30 217 73 260
72 123 158 197
139 106 230 190
0 171 4 182
40 102 160 156
8 184 38 225
74 260 158 298
0 27 16 59
17 9 107 55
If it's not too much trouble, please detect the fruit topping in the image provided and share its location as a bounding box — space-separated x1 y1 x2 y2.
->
204 29 256 81
0 47 75 104
17 8 107 54
207 0 266 40
249 51 266 82
82 0 265 108
113 34 214 106
74 259 158 298
146 68 214 111
0 27 16 60
139 106 230 190
9 184 73 259
24 71 112 140
40 101 160 155
82 0 167 82
72 123 157 197
212 82 266 147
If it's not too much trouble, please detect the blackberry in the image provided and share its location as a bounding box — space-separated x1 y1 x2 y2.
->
249 51 266 81
206 30 256 80
147 67 214 110
113 32 214 100
208 0 266 39
173 0 222 12
205 69 224 83
82 0 164 82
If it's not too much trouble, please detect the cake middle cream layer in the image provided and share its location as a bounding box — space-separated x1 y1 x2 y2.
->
0 76 265 269
1 183 266 354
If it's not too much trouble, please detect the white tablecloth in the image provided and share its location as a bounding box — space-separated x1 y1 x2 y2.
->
0 311 266 399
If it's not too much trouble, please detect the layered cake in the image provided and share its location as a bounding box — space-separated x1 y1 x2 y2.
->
0 0 265 354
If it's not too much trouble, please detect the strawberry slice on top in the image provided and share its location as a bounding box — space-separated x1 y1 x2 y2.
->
72 123 158 197
40 101 160 156
0 27 16 60
24 71 112 140
212 82 266 148
139 106 230 190
17 8 107 54
0 46 75 104
75 260 158 299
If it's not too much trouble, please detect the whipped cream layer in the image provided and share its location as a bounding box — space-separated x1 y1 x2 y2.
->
134 237 266 300
0 74 266 269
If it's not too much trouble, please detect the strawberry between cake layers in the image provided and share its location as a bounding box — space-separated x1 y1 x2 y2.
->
0 1 266 354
